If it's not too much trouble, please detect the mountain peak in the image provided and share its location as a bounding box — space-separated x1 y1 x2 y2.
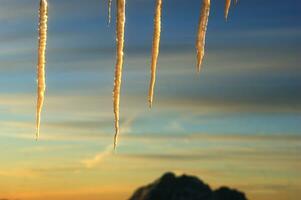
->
129 172 247 200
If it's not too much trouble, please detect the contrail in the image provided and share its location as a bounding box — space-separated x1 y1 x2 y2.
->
36 0 48 140
195 0 210 72
148 0 162 108
225 0 231 21
108 0 112 25
113 0 126 150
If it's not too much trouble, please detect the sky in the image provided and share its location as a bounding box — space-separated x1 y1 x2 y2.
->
0 0 300 200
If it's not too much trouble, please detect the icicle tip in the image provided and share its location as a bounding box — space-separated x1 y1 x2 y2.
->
113 129 119 151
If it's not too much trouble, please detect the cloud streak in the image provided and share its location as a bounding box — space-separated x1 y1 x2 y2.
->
81 145 113 168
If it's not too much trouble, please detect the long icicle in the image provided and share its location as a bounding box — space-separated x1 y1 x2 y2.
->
36 0 48 140
113 0 126 150
225 0 231 21
196 0 210 72
108 0 112 25
148 0 162 108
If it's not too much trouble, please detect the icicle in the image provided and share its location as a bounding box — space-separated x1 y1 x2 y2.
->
113 0 126 150
36 0 48 140
108 0 112 25
225 0 231 21
195 0 210 72
148 0 162 108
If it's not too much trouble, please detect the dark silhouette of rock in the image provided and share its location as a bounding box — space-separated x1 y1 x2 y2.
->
128 172 247 200
213 187 247 200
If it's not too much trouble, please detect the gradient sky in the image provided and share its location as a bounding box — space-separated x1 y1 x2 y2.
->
0 0 300 200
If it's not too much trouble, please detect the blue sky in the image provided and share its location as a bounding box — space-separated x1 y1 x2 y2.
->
0 0 300 136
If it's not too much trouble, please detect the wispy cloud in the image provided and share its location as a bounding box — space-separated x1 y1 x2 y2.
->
80 114 138 168
81 145 113 168
0 168 38 178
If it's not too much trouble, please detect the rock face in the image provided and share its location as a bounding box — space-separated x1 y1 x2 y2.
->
128 172 247 200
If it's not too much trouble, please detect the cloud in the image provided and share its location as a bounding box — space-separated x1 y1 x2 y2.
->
0 1 36 21
0 169 37 178
79 114 137 168
117 153 210 161
31 166 83 173
120 114 138 134
81 145 113 168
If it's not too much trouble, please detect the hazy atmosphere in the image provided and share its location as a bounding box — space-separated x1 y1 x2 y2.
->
0 0 300 200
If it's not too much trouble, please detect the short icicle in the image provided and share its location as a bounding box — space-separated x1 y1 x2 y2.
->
225 0 231 21
148 0 162 108
195 0 210 72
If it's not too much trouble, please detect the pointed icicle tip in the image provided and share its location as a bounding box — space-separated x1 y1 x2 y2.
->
195 0 210 73
224 0 231 21
148 98 153 109
113 129 118 151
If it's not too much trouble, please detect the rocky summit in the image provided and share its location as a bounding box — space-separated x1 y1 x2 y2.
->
128 172 247 200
